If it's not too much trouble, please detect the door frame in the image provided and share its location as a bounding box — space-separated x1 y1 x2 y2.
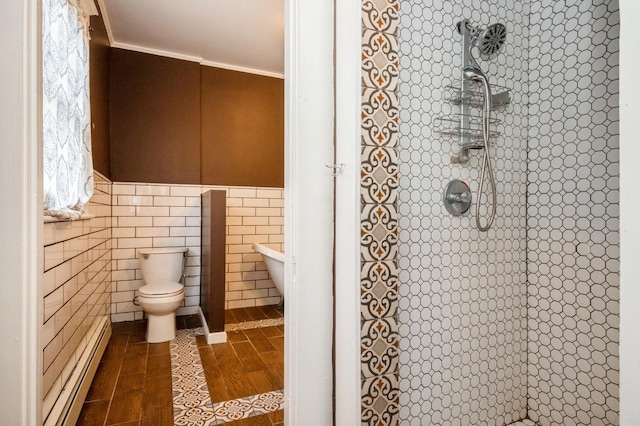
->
284 0 362 424
0 0 42 424
283 0 335 422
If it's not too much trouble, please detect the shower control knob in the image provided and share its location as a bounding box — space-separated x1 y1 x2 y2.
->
443 180 472 216
447 192 470 203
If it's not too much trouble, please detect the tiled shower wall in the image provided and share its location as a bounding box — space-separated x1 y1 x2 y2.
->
394 0 620 425
527 1 619 424
396 0 529 424
41 172 112 421
110 182 283 322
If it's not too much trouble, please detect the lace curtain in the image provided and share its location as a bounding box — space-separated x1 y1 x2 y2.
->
43 0 94 220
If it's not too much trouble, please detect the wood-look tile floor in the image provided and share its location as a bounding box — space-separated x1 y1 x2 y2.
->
77 306 284 426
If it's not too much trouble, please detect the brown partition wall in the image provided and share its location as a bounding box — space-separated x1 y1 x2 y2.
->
200 190 226 333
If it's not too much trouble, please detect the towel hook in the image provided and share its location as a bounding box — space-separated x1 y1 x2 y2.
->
325 163 345 177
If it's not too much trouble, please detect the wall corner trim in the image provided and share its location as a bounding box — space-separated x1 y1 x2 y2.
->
198 308 228 344
94 0 113 44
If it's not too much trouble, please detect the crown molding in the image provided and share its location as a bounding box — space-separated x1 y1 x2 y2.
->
200 59 284 79
111 41 204 63
111 42 284 79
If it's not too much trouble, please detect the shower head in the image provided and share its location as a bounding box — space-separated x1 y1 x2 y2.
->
476 23 507 56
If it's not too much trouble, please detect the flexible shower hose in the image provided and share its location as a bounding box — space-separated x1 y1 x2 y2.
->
477 79 497 232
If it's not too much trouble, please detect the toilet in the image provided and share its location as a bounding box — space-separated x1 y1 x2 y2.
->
137 247 188 343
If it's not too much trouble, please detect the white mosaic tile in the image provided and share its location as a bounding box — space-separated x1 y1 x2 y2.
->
396 0 619 424
396 0 528 424
527 1 619 425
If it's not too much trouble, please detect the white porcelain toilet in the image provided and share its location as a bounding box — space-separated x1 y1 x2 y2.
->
137 247 188 343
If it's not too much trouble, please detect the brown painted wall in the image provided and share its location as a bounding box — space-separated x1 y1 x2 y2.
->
108 50 284 187
89 8 111 178
201 67 284 187
110 49 201 184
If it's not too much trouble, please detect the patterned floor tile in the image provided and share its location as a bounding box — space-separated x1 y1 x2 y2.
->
225 317 284 332
172 328 216 425
211 390 284 423
171 327 284 425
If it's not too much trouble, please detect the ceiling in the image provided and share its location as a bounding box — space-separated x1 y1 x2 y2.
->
99 0 285 78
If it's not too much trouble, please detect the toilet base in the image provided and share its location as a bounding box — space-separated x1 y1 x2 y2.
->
146 311 178 343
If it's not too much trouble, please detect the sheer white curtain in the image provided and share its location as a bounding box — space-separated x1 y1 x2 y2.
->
43 0 94 220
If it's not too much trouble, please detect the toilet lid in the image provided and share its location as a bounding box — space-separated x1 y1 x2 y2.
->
139 281 184 297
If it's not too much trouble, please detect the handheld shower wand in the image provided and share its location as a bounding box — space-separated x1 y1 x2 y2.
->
452 21 506 232
463 66 497 231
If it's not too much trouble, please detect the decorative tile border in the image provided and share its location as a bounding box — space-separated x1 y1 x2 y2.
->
360 261 398 321
171 327 284 425
361 317 399 378
360 203 398 262
172 328 215 425
361 88 399 147
362 0 399 33
360 0 399 422
211 390 284 423
225 317 285 332
361 373 400 425
362 29 399 91
361 146 398 204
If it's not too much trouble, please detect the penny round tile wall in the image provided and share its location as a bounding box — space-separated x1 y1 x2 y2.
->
396 0 529 423
394 0 619 424
527 1 620 425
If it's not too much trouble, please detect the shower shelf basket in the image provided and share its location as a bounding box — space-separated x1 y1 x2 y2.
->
432 113 501 147
443 82 511 109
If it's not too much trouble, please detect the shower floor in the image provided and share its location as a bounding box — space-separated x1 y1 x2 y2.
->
508 420 538 426
77 306 284 425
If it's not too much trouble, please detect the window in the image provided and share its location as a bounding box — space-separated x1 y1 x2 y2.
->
42 0 94 219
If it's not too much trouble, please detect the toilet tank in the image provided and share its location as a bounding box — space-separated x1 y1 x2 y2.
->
138 247 188 283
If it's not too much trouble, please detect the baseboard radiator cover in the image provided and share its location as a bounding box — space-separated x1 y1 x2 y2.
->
44 316 112 426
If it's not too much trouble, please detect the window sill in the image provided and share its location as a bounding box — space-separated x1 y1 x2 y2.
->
44 213 95 223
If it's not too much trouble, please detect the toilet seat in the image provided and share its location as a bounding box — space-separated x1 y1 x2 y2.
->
139 281 184 298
